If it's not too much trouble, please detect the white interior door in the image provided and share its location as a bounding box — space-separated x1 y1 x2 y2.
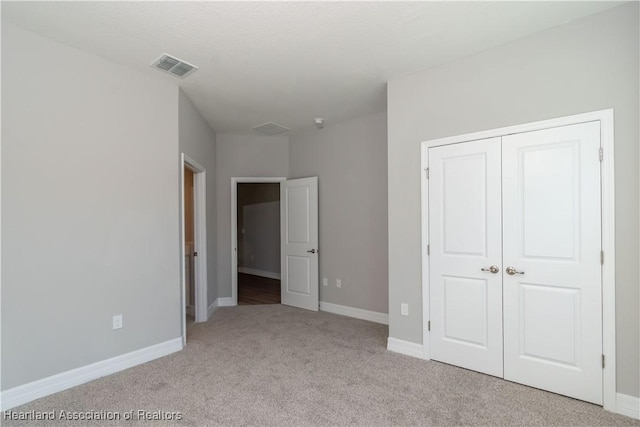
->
502 122 602 404
429 138 504 377
281 177 319 311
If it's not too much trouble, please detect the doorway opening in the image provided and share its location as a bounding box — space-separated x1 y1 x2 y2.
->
237 182 281 304
180 154 208 346
184 167 196 320
231 177 286 306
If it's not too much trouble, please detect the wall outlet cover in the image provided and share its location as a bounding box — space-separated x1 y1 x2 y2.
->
401 303 409 316
112 315 123 330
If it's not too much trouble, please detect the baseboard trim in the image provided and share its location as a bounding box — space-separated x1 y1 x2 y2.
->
238 267 281 280
207 297 236 319
0 338 183 411
207 300 217 319
617 393 640 419
319 302 388 325
217 297 235 307
387 337 426 359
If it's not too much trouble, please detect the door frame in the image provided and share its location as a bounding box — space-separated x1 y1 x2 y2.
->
420 109 615 410
231 177 286 306
180 154 208 346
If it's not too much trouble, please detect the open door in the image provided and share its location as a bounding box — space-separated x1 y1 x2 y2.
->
281 177 319 311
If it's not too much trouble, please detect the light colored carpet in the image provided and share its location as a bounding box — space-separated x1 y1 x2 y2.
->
3 305 638 426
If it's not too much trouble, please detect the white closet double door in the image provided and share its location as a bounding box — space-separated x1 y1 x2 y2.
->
429 122 603 404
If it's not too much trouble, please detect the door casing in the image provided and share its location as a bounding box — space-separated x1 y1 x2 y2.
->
180 154 208 346
420 109 615 411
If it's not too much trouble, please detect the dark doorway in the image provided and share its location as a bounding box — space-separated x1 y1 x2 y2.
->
236 183 281 305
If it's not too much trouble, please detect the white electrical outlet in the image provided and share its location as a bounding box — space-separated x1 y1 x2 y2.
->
401 303 409 316
336 279 342 288
112 314 123 330
322 277 328 287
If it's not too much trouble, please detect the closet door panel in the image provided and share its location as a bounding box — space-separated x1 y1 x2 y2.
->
429 137 503 377
502 121 603 404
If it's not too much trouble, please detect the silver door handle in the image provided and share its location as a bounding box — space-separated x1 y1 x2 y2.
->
307 249 316 254
506 266 524 275
481 265 499 274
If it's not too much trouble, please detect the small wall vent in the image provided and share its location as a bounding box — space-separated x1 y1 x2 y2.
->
252 122 290 135
150 54 198 79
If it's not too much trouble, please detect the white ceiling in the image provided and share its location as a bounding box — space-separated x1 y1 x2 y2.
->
2 1 623 133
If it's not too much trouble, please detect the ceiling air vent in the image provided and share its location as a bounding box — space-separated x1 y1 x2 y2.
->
150 54 198 79
252 122 290 135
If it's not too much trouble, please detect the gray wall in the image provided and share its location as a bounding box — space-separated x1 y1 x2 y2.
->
215 134 289 298
178 89 218 307
289 112 388 314
387 3 639 397
241 201 280 274
1 24 181 390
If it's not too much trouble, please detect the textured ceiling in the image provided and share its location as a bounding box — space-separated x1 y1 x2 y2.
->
2 1 623 133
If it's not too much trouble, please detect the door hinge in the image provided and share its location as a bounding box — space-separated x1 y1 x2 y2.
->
194 252 198 257
602 354 605 369
600 250 604 265
599 147 604 162
427 244 430 256
428 320 431 331
425 167 429 179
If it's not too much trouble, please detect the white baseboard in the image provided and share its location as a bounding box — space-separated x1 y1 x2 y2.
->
387 337 426 360
617 393 640 419
217 297 235 307
238 267 281 280
207 297 236 319
0 338 183 411
319 302 388 325
207 300 217 319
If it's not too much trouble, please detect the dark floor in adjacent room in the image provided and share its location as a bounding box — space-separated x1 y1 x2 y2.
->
237 272 280 305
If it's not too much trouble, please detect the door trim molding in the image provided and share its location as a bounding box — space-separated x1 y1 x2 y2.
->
231 177 286 306
180 154 208 347
420 109 616 412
